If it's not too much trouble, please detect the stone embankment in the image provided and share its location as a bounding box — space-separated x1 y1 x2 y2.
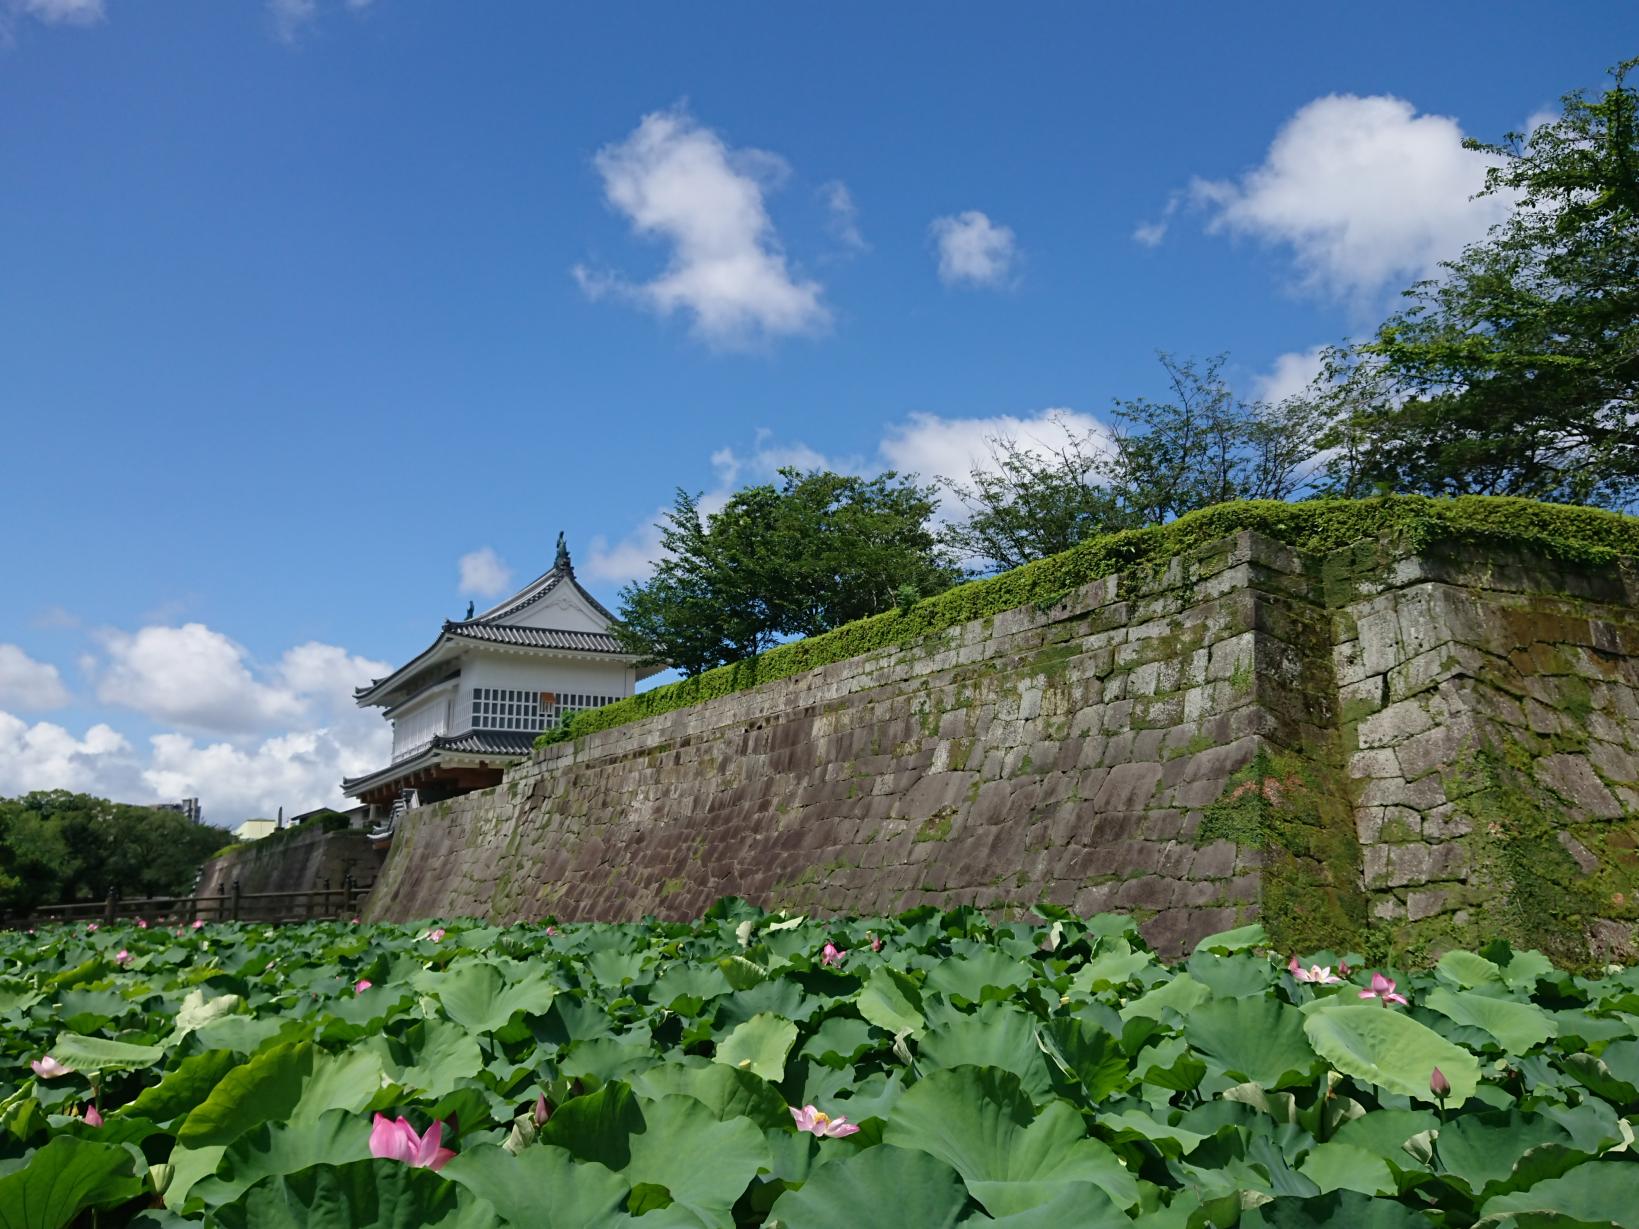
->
367 529 1639 962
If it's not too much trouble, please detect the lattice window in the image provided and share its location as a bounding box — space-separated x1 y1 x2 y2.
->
471 688 619 732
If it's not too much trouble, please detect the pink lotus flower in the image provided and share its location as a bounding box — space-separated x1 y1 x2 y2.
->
533 1094 551 1127
1337 958 1352 977
354 978 372 994
790 1104 860 1138
31 1056 72 1079
820 942 847 967
1288 956 1340 984
369 1113 455 1170
86 923 99 933
545 925 558 936
136 918 148 929
114 949 131 966
1359 972 1409 1006
351 916 361 925
83 1104 103 1127
427 928 446 943
1430 1066 1451 1099
869 934 883 953
192 919 205 930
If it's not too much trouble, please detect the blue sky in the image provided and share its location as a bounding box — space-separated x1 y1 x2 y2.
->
0 1 1630 824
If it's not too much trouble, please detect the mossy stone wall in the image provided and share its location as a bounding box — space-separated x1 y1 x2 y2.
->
366 529 1639 963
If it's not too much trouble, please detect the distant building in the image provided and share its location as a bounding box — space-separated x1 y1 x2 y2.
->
342 534 660 815
154 797 203 823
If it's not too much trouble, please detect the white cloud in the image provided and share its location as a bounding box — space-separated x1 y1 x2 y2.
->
10 0 103 26
880 409 1110 496
96 624 305 734
458 547 512 598
2 628 393 823
822 181 866 253
1133 192 1182 248
92 623 389 738
574 107 830 348
1193 93 1511 300
267 0 315 42
0 645 70 710
143 725 390 822
930 210 1018 288
0 712 138 798
1253 345 1329 404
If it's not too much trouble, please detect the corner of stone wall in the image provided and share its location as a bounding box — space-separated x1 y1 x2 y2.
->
1329 536 1639 967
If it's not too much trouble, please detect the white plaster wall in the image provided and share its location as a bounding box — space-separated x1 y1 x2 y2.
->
454 650 633 733
390 686 455 759
513 585 609 634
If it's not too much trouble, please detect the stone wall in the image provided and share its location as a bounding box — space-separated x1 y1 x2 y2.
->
198 826 383 903
367 530 1639 963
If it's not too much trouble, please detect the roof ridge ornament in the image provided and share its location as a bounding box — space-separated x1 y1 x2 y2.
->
555 530 572 573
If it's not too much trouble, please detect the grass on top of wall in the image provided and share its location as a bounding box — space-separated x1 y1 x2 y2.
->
539 495 1639 751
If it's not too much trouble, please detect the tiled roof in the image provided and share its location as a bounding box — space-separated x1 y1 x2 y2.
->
446 623 627 654
340 729 536 793
430 730 541 755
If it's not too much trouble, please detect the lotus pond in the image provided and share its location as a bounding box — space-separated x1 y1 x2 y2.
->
1 903 1636 1228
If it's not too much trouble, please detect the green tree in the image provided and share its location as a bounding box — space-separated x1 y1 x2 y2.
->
940 356 1325 573
617 469 958 674
1323 59 1639 506
0 791 229 912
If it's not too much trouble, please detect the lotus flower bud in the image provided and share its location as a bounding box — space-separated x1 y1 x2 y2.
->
1430 1066 1450 1098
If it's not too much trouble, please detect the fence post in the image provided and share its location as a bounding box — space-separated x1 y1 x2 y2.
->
231 878 242 923
103 886 117 925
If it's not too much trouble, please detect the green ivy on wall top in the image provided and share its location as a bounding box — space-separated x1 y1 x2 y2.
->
541 495 1639 749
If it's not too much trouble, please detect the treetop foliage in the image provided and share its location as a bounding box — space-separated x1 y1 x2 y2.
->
0 791 229 914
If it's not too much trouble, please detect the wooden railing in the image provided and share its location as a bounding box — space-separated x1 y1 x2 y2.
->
6 878 374 929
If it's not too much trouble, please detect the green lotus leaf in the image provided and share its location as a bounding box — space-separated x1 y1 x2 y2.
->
798 1014 877 1067
1070 945 1155 993
47 1033 166 1073
1039 1016 1130 1103
1436 951 1505 989
119 1048 241 1125
1427 1110 1578 1198
856 966 925 1038
1192 922 1267 954
1478 1161 1639 1226
1304 1005 1481 1105
368 1019 485 1096
632 1061 791 1130
210 1159 497 1229
177 1041 314 1148
766 1144 968 1229
712 1012 797 1082
289 1048 393 1123
1120 972 1210 1022
187 1108 372 1208
1422 988 1557 1054
925 950 1030 1001
167 989 244 1042
0 1136 145 1229
1297 1141 1397 1196
1183 995 1318 1089
544 1084 770 1227
1094 1106 1209 1157
917 1001 1053 1101
884 1066 1137 1217
442 1142 632 1228
431 961 557 1035
1241 1190 1435 1226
